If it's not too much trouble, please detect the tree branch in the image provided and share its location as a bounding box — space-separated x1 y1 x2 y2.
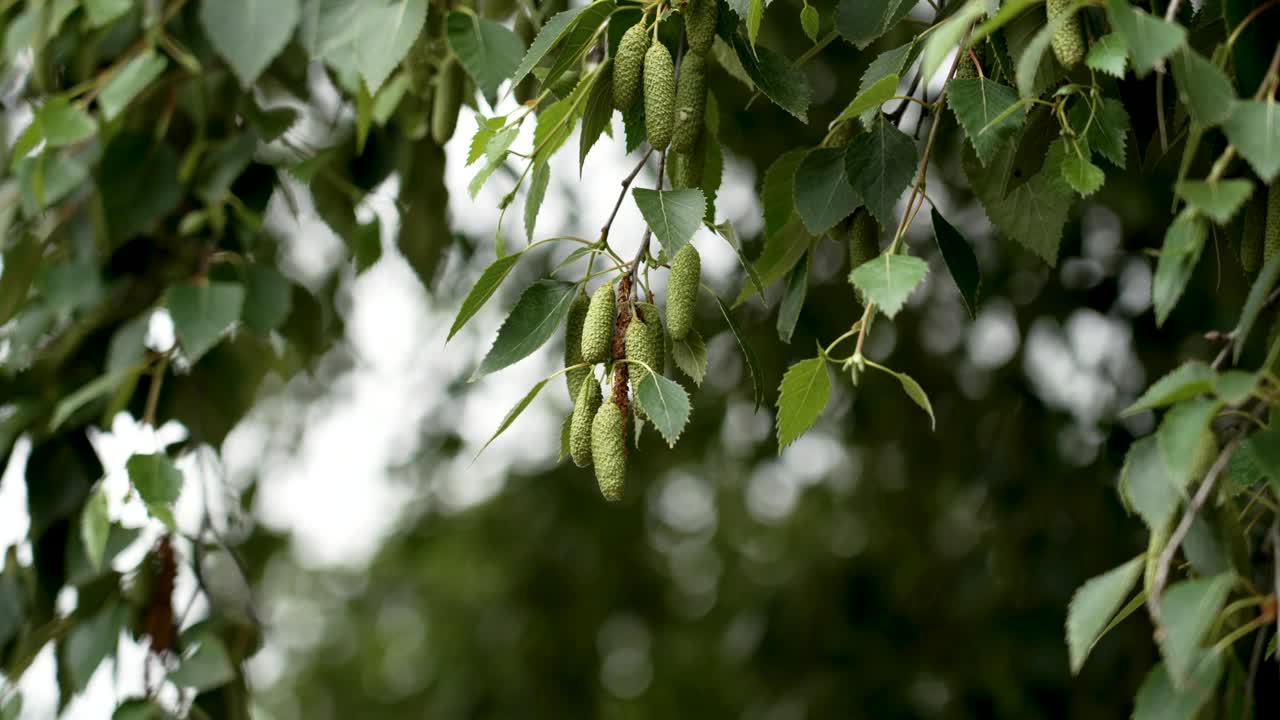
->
600 146 655 245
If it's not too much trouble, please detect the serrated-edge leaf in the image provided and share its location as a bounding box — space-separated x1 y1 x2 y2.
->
1176 179 1253 225
880 364 935 429
1121 436 1179 533
1152 211 1207 327
1085 33 1127 77
1233 253 1280 362
715 220 767 303
1222 100 1280 183
711 289 764 409
510 6 588 86
447 11 526 100
478 378 550 457
1158 573 1234 685
579 58 614 172
948 78 1027 165
776 253 809 344
849 253 929 319
1066 555 1144 674
776 356 830 450
473 279 578 378
1156 398 1221 495
525 162 550 242
930 207 980 318
833 73 898 125
1104 0 1187 77
633 188 706 255
845 115 917 230
1123 361 1215 416
731 32 810 122
670 328 708 385
636 373 691 447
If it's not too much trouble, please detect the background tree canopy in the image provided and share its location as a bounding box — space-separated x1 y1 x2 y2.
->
0 0 1279 717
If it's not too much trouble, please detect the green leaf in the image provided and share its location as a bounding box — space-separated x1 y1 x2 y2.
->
1065 556 1143 674
747 0 764 46
448 253 524 341
579 59 614 172
169 627 235 691
353 218 382 274
195 132 258 205
525 161 551 242
799 4 819 42
1014 2 1078 98
199 0 300 86
844 115 917 230
776 357 830 450
479 378 551 456
856 41 919 128
849 254 928 319
1157 399 1220 494
836 0 915 49
510 6 588 86
81 489 110 571
543 1 615 94
1245 424 1280 492
714 220 766 303
874 363 936 429
1176 179 1253 225
467 116 505 166
11 97 96 165
97 132 181 246
85 0 134 27
447 11 525 101
1223 100 1280 183
1213 371 1256 405
1121 436 1179 532
51 363 145 431
1158 574 1233 684
1170 48 1236 127
0 234 42 325
636 374 691 447
1104 0 1186 77
671 328 708 386
0 571 24 650
242 265 292 335
126 453 184 520
1123 361 1215 416
762 150 807 238
473 279 578 378
532 74 594 162
920 2 984 81
468 125 519 198
731 33 810 122
948 78 1027 166
832 73 898 125
65 603 125 692
1133 654 1224 720
733 218 812 306
1085 33 1127 77
1082 97 1130 168
1152 211 1207 327
1233 253 1280 362
355 0 429 92
99 50 167 121
777 253 809 343
930 208 980 318
633 188 706 256
167 281 247 364
1060 147 1106 197
794 146 860 235
711 290 765 409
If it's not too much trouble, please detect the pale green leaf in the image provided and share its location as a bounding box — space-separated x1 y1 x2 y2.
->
1213 371 1256 406
85 0 134 27
856 41 918 127
1123 361 1215 416
99 50 167 121
448 253 524 341
11 97 96 164
1120 436 1179 532
1158 574 1233 685
169 627 235 691
671 328 708 386
1104 0 1186 77
1132 654 1223 720
525 161 551 242
1156 399 1220 494
799 3 819 42
1222 100 1280 183
81 489 110 571
874 364 936 429
636 374 691 447
849 253 928 319
747 0 764 46
1152 211 1206 327
776 357 830 450
479 378 550 456
51 364 145 431
166 281 247 363
1170 47 1236 128
1085 33 1127 77
199 0 300 87
355 0 429 92
948 78 1027 165
126 453 184 520
468 126 519 198
447 11 525 101
1233 253 1280 362
1176 179 1253 225
633 188 706 256
542 2 614 94
1066 556 1143 674
832 73 898 125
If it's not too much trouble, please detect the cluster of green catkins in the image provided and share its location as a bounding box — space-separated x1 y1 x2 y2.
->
565 248 702 501
612 0 716 184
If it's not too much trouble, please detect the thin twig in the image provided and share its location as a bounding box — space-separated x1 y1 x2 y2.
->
600 146 655 244
143 353 170 427
626 151 666 289
1147 436 1242 625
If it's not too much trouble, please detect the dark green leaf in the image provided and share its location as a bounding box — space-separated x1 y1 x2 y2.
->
633 188 706 255
776 252 809 343
776 357 830 450
636 373 691 447
1233 253 1280 362
948 78 1027 166
447 12 526 101
579 59 614 172
856 41 919 127
242 265 292 335
542 1 615 93
731 33 810 122
849 253 928 319
126 452 184 510
510 6 589 86
199 0 300 86
65 603 125 692
844 115 917 229
714 220 766 303
1223 100 1280 183
836 0 914 48
97 132 181 246
964 140 1074 265
1066 556 1143 674
930 208 980 318
196 132 258 205
875 363 936 429
762 150 807 239
167 281 247 364
11 97 96 163
1153 211 1207 326
0 234 42 325
1170 48 1236 127
1104 0 1186 77
99 50 167 121
711 290 765 409
794 146 860 235
448 253 524 341
525 161 551 242
473 279 578 378
1158 574 1233 684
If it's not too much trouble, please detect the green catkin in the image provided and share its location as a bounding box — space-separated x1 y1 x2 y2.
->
431 58 465 144
1240 193 1265 274
613 23 650 111
672 52 707 154
644 43 676 150
564 290 590 400
570 377 602 467
1046 0 1084 68
626 313 664 418
1265 182 1280 264
684 0 717 55
405 35 438 99
592 402 627 501
954 48 978 80
666 244 701 340
672 137 704 190
847 210 879 303
581 282 616 364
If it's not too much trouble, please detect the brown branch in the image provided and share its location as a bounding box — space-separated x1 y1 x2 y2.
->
599 146 655 244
